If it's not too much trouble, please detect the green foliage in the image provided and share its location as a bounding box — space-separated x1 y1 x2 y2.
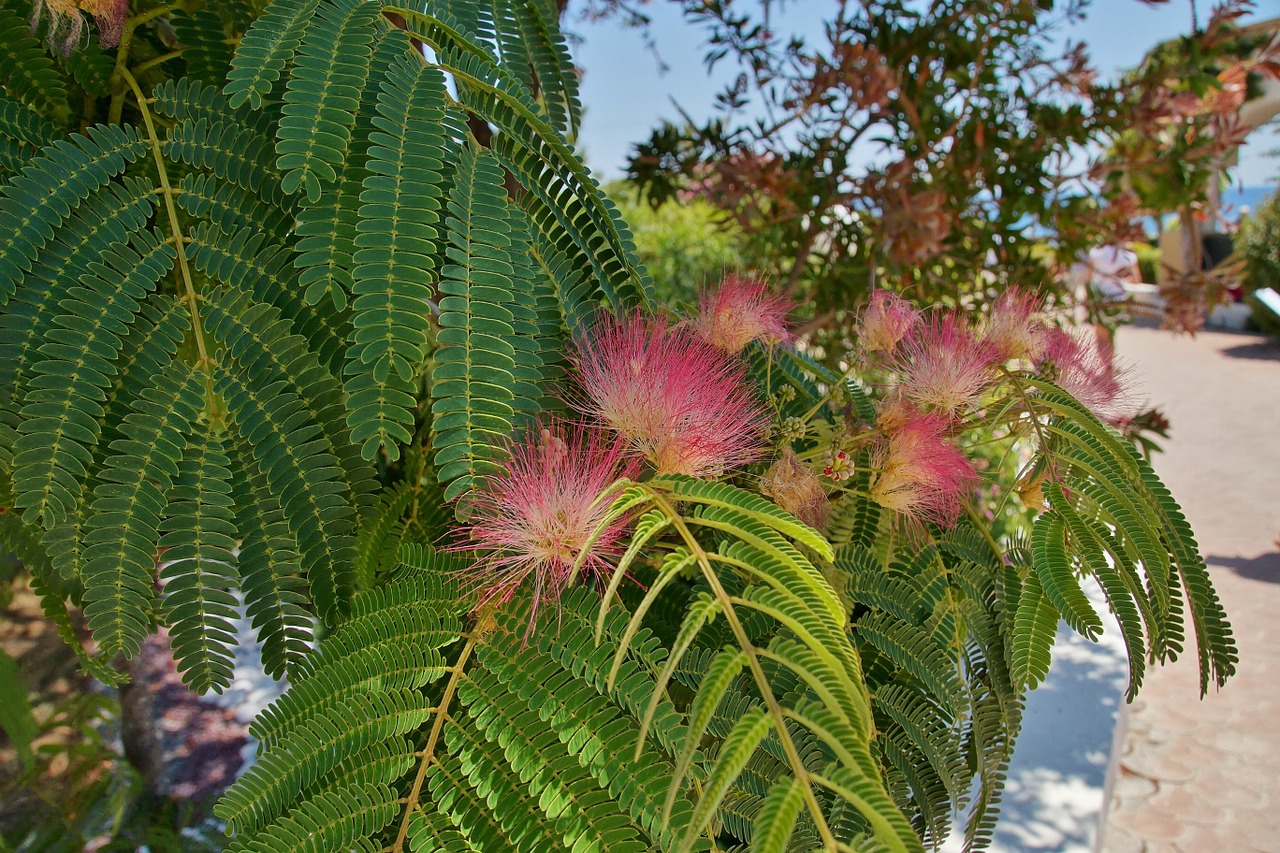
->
1132 241 1162 286
1237 188 1280 292
0 687 224 852
608 184 746 308
0 2 1239 853
347 46 449 460
431 147 537 500
0 648 35 767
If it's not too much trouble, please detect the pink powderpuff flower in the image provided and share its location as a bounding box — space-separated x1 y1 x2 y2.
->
455 423 638 629
695 274 795 354
572 311 769 478
984 287 1047 363
1036 327 1138 424
29 0 125 55
893 312 999 417
870 410 978 528
88 0 126 47
858 290 920 353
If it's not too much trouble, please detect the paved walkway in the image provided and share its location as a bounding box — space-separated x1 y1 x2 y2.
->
1100 323 1280 853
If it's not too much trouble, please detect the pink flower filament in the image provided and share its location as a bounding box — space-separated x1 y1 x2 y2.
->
871 410 978 528
695 274 795 355
573 312 769 478
456 423 636 625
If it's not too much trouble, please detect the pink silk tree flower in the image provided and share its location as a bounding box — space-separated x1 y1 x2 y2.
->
572 311 769 478
88 0 126 47
1036 327 1138 425
456 423 637 628
695 274 795 354
29 0 125 54
858 290 920 353
984 287 1047 363
870 410 978 528
893 312 1000 417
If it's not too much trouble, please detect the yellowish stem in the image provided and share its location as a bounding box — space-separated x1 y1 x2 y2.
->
119 68 211 372
392 636 477 853
647 488 840 850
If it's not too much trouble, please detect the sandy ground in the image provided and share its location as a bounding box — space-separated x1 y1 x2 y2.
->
1100 323 1280 853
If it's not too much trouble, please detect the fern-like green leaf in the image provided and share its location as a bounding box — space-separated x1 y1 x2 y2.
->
11 230 174 527
224 0 321 111
152 77 279 147
354 480 417 590
655 475 836 563
172 8 236 85
347 50 449 460
230 436 314 682
388 11 651 309
0 4 67 119
178 172 292 237
81 363 204 658
0 91 57 173
228 782 400 853
681 706 771 852
1009 571 1058 690
163 117 286 208
63 38 113 98
430 147 528 499
508 0 582 137
1030 511 1102 641
292 30 408 311
276 0 381 201
213 361 358 624
0 177 156 475
159 428 241 693
853 611 967 719
0 125 145 303
220 687 434 835
187 223 348 376
752 777 806 853
200 282 373 517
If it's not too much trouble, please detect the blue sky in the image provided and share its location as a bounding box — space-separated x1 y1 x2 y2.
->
568 0 1280 190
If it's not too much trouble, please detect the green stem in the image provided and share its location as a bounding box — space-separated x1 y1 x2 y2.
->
119 69 210 373
392 635 477 853
130 49 185 79
107 4 180 125
647 487 840 850
997 367 1056 479
964 503 1006 563
800 363 860 424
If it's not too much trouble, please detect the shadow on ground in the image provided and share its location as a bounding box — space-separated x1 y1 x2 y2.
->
1217 339 1280 362
1208 551 1280 585
943 583 1127 853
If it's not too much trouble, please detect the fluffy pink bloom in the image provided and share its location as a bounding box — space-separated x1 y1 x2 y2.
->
89 0 126 47
29 0 125 55
859 290 920 353
870 410 977 527
984 287 1047 363
456 423 637 627
695 274 795 354
893 312 999 417
572 312 768 478
1036 327 1138 424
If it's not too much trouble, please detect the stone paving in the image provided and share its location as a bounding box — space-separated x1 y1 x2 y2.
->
1099 323 1280 853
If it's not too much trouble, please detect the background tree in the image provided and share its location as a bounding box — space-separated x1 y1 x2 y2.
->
611 0 1278 338
1100 1 1280 330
